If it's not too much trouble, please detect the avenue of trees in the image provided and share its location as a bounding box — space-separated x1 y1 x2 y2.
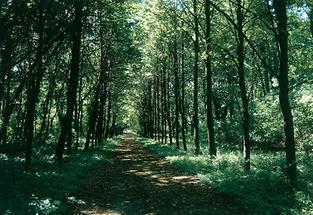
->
1 0 313 214
137 0 312 185
0 0 312 193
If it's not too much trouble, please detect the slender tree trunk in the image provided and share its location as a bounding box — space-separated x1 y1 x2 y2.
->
96 83 106 144
173 39 180 149
162 70 167 144
308 2 313 38
193 0 200 155
167 71 173 145
274 0 297 184
74 96 79 151
38 82 54 144
85 85 100 150
157 76 161 142
205 0 216 157
180 32 187 151
161 69 165 144
24 1 45 170
55 1 83 160
0 33 13 115
148 81 154 138
0 36 16 145
110 113 116 138
104 91 112 140
236 0 250 172
153 78 157 140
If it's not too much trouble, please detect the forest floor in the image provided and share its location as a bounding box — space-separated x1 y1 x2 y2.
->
72 133 246 215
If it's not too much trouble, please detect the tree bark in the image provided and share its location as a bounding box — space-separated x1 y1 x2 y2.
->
157 76 161 142
173 37 180 149
55 1 83 160
205 0 216 157
85 85 100 150
193 0 200 155
180 32 187 151
274 0 297 184
236 0 250 172
167 71 173 145
24 0 45 170
104 90 112 140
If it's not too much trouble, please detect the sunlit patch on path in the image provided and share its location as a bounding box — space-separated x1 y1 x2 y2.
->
72 134 244 215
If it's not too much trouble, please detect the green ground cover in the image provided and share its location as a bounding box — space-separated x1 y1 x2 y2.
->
138 137 313 215
0 137 121 215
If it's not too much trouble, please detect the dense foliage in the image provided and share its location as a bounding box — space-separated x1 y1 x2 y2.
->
137 0 312 183
0 0 139 166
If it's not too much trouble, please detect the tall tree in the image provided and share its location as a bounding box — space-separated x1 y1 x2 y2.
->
55 0 83 160
205 0 216 157
24 0 45 170
180 31 187 151
173 38 180 149
193 0 200 155
236 0 250 171
273 0 297 184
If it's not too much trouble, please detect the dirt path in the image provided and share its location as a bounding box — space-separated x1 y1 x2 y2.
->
72 134 245 215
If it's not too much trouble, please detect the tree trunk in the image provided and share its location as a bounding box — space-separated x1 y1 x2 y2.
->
274 0 297 185
162 70 167 144
24 0 45 170
173 38 180 149
55 1 83 160
85 86 100 150
205 0 216 157
161 68 165 144
180 32 187 151
38 81 54 145
193 0 200 155
104 91 112 140
308 2 313 38
153 78 157 140
236 0 250 172
167 71 173 146
157 76 161 142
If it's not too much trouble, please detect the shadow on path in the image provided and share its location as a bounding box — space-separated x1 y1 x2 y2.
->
72 134 246 215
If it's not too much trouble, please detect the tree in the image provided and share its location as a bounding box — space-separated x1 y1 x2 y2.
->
193 0 200 155
204 0 216 157
55 0 83 160
24 0 45 171
236 0 251 172
273 0 297 184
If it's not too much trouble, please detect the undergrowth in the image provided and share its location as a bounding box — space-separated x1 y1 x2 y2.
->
0 137 121 215
138 137 313 215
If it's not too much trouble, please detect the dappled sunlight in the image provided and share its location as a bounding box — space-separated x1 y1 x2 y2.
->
117 138 202 188
0 153 8 161
140 138 313 214
79 208 122 215
73 134 239 215
28 196 61 214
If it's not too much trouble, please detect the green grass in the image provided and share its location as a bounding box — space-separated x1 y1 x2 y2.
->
0 137 121 215
138 137 313 215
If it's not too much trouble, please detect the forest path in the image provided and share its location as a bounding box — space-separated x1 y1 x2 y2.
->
72 134 244 215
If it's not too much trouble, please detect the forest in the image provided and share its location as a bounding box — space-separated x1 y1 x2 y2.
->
0 0 312 214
